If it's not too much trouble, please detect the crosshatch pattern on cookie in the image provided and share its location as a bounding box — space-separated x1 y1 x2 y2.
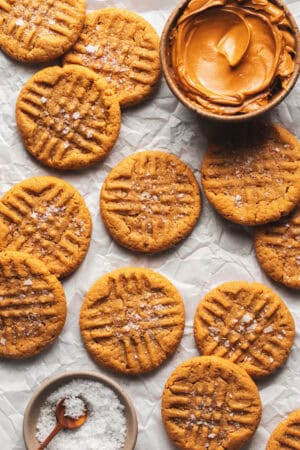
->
100 151 201 253
255 206 300 289
0 0 86 62
162 356 262 450
266 410 300 450
63 8 161 107
194 282 295 378
16 65 121 169
0 251 66 358
201 123 300 226
0 176 92 278
80 268 185 375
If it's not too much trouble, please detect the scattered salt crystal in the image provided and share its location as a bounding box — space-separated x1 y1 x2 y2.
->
264 325 273 334
36 379 126 450
30 211 38 219
23 279 32 286
141 191 151 200
86 130 93 139
274 147 280 152
85 44 99 54
63 396 86 419
278 335 283 340
295 256 300 266
241 313 252 323
224 340 230 348
49 18 56 25
208 433 216 439
62 127 70 135
0 337 6 345
72 112 80 120
247 321 257 332
235 194 242 205
16 18 25 26
64 141 70 149
40 96 47 104
269 357 274 363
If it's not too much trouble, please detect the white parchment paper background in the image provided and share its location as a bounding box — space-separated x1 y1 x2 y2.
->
0 1 299 448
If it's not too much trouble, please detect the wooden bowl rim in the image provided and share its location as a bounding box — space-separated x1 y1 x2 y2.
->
160 0 300 123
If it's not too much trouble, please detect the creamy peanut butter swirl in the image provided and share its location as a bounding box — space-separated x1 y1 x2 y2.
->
170 0 296 115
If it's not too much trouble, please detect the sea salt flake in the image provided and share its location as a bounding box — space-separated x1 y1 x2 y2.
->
85 44 99 54
269 357 274 363
64 141 70 149
264 325 273 334
0 337 6 345
141 191 151 200
241 313 252 323
23 279 32 286
224 339 230 348
86 130 93 139
235 194 242 205
40 96 47 104
31 211 38 219
208 433 216 439
49 18 56 25
295 256 300 266
72 112 81 120
16 18 25 26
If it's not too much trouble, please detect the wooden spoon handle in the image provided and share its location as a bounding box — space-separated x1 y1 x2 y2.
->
37 423 63 450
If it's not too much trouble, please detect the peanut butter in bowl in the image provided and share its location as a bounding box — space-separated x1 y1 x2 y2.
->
161 0 300 119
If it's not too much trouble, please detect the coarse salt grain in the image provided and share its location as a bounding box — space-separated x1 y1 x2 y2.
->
264 325 273 334
23 279 33 286
72 112 81 120
0 337 6 345
41 96 47 104
85 44 99 54
36 379 126 450
241 313 252 323
16 18 25 26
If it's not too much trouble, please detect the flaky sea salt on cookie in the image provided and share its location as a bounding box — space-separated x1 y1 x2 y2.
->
63 8 161 107
0 0 86 63
162 356 262 450
0 176 92 278
80 267 185 375
201 123 300 226
16 64 121 169
255 205 300 289
194 281 295 378
0 251 66 359
100 151 201 253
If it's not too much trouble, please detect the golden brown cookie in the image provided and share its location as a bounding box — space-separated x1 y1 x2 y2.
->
16 64 121 170
0 176 92 278
0 0 86 63
0 251 66 359
162 356 262 450
194 282 295 379
201 123 300 226
80 267 185 375
255 205 300 289
100 151 201 253
266 410 300 450
63 8 161 107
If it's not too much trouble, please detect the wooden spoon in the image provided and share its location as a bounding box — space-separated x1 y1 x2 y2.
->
37 398 87 450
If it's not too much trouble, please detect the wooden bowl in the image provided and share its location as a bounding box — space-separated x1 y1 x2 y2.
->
160 0 300 122
23 371 138 450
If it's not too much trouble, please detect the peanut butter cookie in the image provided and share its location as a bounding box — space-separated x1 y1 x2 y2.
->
16 65 121 169
162 356 262 450
63 8 161 107
0 176 92 278
0 251 66 359
100 151 201 253
194 282 295 379
0 0 86 63
266 410 300 450
255 205 300 289
201 123 300 225
80 267 185 375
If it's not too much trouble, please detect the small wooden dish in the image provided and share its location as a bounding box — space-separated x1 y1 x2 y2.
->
23 371 138 450
160 0 300 122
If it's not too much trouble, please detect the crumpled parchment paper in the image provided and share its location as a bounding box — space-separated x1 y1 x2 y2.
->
0 1 299 449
